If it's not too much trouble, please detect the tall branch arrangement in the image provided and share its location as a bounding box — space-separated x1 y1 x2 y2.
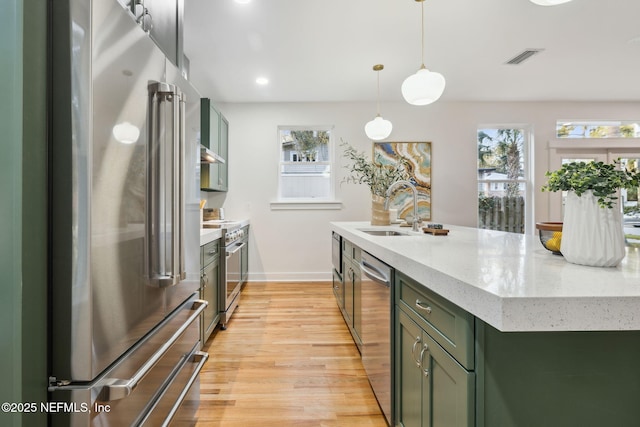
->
341 140 410 197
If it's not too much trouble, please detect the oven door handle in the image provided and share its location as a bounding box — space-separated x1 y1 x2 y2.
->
226 241 245 257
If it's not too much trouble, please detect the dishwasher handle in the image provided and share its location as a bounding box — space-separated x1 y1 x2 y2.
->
360 260 390 286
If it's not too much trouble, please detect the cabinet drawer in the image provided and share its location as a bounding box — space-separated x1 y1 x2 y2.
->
202 240 219 266
342 239 361 263
397 272 474 370
352 246 361 264
343 240 353 261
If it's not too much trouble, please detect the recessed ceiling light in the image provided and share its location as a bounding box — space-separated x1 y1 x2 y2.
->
529 0 572 5
234 0 251 4
256 77 269 85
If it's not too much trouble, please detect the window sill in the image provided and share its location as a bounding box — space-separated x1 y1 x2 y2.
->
270 200 343 211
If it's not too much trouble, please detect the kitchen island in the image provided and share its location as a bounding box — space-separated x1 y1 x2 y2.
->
330 222 640 427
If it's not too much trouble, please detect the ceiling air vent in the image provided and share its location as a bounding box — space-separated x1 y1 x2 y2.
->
505 49 544 65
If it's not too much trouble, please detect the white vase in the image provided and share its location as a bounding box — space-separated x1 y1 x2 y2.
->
561 190 626 267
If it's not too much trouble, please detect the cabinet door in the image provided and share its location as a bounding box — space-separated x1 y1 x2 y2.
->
200 99 222 191
332 269 344 310
218 115 229 191
397 310 423 427
423 330 475 427
344 262 354 324
200 99 220 151
397 310 475 427
145 0 179 66
240 237 248 284
352 259 362 346
201 256 219 342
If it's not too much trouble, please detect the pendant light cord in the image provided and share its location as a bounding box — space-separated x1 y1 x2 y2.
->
421 0 426 68
376 70 381 116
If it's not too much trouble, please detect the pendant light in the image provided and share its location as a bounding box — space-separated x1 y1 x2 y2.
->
364 64 393 141
529 0 572 5
401 0 445 106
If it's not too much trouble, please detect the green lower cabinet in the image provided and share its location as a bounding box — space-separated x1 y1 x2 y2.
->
477 322 640 427
201 240 220 343
342 257 362 349
339 239 362 350
397 310 475 427
352 258 362 347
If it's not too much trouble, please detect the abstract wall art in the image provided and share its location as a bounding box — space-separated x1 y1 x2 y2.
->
374 142 432 221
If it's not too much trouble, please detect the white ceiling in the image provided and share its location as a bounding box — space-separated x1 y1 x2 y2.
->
183 0 640 103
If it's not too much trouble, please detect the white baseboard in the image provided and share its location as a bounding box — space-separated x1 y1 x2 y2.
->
246 271 332 282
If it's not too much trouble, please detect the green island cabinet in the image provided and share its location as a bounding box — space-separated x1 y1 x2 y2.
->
200 98 228 192
200 238 221 343
340 238 362 350
395 271 640 427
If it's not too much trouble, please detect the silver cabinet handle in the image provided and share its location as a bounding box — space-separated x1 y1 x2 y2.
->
99 299 208 401
411 336 422 368
415 299 432 314
420 343 430 377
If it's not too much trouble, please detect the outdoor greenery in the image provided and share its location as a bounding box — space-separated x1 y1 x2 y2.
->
289 130 329 162
341 140 409 197
557 123 638 138
477 129 524 197
542 160 640 209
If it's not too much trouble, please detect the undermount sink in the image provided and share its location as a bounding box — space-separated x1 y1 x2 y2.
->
359 229 408 236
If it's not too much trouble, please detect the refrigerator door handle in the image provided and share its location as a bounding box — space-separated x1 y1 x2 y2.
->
147 81 185 287
178 90 186 281
99 299 208 401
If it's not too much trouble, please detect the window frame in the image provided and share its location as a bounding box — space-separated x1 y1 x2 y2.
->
271 125 341 210
477 124 534 234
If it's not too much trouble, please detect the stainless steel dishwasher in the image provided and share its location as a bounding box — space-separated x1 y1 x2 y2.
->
360 251 393 426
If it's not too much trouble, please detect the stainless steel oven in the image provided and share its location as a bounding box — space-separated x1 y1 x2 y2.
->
220 225 246 329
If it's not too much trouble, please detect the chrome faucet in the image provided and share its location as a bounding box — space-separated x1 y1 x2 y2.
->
384 180 421 232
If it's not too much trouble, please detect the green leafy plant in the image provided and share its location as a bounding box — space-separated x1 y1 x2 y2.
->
541 160 640 208
340 140 410 197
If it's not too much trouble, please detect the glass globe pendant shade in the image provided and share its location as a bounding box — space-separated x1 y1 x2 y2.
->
401 67 446 106
529 0 572 5
365 116 393 141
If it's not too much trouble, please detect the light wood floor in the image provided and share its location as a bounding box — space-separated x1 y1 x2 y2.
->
194 282 387 427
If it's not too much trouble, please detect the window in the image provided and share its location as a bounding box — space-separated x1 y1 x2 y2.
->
477 127 531 234
556 120 640 139
276 126 336 205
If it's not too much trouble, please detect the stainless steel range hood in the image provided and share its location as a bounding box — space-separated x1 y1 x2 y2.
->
200 145 226 164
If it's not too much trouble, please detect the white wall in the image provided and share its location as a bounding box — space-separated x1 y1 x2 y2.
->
203 100 640 281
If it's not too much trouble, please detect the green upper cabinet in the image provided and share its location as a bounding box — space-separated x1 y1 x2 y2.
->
201 98 228 192
218 115 229 191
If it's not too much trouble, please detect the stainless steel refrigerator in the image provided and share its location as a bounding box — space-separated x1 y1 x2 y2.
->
48 1 207 425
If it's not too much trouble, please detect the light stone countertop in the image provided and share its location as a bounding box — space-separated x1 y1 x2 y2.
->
200 228 222 246
331 221 640 332
200 218 250 246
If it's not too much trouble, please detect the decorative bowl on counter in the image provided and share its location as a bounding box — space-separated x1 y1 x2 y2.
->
535 222 563 255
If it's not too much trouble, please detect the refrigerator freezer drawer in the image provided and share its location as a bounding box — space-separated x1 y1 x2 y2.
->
139 350 208 426
50 296 207 426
